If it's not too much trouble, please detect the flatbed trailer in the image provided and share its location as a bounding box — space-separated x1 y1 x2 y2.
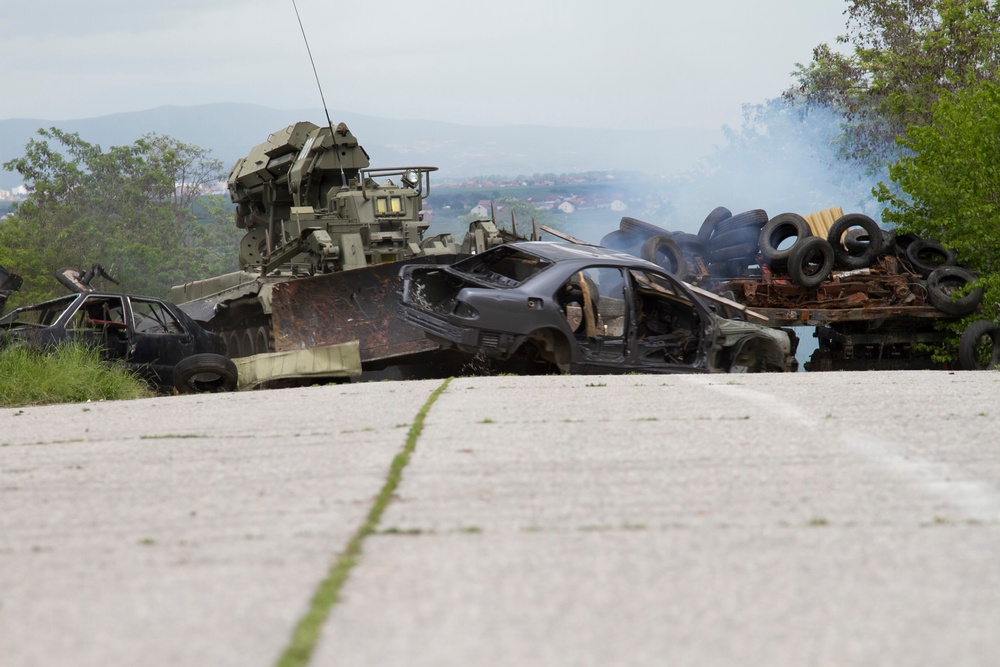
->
710 259 955 371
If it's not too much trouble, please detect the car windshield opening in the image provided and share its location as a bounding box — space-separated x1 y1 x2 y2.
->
0 296 76 327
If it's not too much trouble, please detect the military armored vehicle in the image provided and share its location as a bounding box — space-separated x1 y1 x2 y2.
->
169 120 509 371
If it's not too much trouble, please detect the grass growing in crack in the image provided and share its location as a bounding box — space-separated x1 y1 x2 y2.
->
274 377 452 667
378 527 427 536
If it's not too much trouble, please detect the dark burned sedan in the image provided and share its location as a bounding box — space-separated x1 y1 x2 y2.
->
399 242 795 374
0 292 235 392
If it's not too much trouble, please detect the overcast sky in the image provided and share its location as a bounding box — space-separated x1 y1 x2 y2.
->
0 0 850 131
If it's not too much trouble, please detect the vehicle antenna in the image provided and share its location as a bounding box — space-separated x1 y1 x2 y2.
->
291 0 346 183
292 0 332 131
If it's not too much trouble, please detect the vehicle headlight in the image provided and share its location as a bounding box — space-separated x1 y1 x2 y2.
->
401 169 420 188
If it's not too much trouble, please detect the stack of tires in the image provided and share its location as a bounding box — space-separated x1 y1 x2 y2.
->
601 216 709 282
696 207 769 278
747 210 982 318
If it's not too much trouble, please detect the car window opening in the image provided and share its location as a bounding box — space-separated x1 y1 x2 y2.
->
631 271 702 364
560 268 627 339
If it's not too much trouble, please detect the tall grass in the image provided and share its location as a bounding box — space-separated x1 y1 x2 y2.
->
0 342 154 407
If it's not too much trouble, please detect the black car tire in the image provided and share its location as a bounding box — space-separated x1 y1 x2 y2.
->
827 213 884 269
173 353 239 394
599 230 643 255
709 241 759 264
958 320 1000 370
787 236 835 288
906 239 957 277
619 216 671 239
714 209 768 237
926 266 983 316
671 231 707 254
759 213 812 267
709 225 761 252
697 206 732 242
641 235 688 279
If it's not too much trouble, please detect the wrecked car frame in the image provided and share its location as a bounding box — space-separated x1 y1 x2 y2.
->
0 291 232 392
399 241 795 374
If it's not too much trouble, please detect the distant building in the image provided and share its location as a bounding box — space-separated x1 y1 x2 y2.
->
469 200 491 218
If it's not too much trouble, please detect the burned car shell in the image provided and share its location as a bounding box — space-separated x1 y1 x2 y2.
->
0 292 226 390
399 241 793 374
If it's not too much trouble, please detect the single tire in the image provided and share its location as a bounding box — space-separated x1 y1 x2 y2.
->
958 320 1000 370
641 235 688 279
906 239 957 276
620 216 671 239
671 232 709 260
600 229 643 255
827 213 884 269
714 209 769 237
787 236 835 288
709 241 759 264
926 266 982 316
173 353 239 394
697 206 732 242
709 225 761 253
759 213 812 267
843 228 870 254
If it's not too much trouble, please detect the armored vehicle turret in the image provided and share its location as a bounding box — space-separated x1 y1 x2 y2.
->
170 121 506 370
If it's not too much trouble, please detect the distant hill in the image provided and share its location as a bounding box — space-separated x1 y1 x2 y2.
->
0 104 721 190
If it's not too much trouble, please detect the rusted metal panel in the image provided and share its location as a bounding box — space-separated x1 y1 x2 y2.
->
750 306 944 326
270 257 450 363
713 255 937 325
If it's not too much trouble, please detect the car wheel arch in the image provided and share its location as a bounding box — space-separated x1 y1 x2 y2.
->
518 327 574 373
727 333 788 372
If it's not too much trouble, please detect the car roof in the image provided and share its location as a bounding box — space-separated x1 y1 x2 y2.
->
508 241 657 267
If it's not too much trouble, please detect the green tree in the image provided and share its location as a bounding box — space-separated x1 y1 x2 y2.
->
788 0 1000 170
0 128 239 305
876 80 1000 324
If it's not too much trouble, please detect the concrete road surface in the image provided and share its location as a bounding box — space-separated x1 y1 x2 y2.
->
2 371 999 666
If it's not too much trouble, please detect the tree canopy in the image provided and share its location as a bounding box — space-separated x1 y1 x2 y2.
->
876 80 1000 322
0 129 241 305
788 0 1000 340
788 0 1000 171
